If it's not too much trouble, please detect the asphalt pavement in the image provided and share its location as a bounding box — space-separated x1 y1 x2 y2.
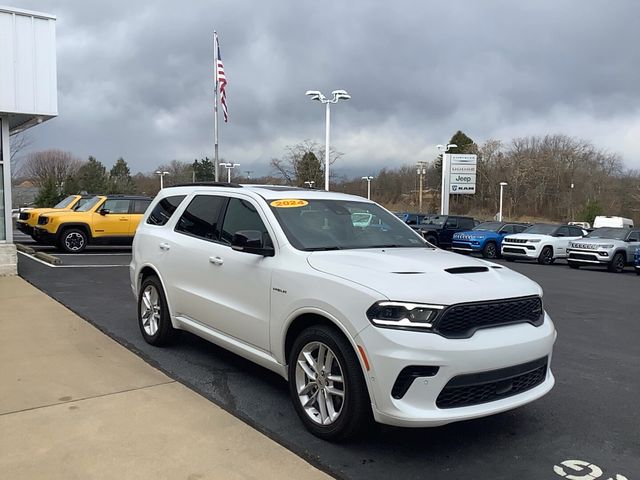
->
15 245 640 480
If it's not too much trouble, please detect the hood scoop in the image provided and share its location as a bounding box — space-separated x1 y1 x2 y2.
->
392 271 426 275
445 266 489 274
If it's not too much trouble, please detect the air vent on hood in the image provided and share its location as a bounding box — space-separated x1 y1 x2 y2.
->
392 271 426 275
445 266 489 274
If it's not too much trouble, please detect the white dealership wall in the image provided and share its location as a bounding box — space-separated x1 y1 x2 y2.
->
0 5 57 275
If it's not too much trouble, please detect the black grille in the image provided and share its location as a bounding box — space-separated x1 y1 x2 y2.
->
433 296 543 339
503 246 527 254
436 357 548 409
504 238 528 244
19 212 30 220
569 252 599 261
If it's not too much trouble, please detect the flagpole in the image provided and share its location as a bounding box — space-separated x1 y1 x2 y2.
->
213 31 220 182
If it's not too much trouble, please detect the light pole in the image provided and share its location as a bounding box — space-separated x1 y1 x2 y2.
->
303 180 316 188
305 89 351 191
154 170 170 189
361 176 374 200
498 182 508 222
437 143 457 215
416 161 427 212
219 162 240 183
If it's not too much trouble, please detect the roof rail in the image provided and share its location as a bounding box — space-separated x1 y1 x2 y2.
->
168 182 243 188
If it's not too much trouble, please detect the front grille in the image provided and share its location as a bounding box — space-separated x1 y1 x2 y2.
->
433 296 543 339
391 366 439 399
504 238 528 244
436 357 548 408
503 246 527 254
37 216 48 225
19 212 30 220
569 252 599 261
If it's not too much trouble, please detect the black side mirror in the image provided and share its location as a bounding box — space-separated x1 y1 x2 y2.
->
231 230 274 257
99 209 110 216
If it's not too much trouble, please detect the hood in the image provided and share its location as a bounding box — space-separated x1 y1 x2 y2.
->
454 230 496 239
504 233 550 241
570 238 622 248
307 248 541 305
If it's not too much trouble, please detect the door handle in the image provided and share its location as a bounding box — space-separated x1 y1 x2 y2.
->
159 242 170 251
209 256 224 266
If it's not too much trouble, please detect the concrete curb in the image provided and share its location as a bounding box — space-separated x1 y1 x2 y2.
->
34 251 61 265
15 244 35 255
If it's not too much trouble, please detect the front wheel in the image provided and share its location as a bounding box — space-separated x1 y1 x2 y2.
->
537 246 555 265
58 228 88 253
288 325 371 441
482 242 498 259
424 235 438 247
608 253 625 273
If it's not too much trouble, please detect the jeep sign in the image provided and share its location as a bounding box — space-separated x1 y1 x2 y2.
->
449 154 477 194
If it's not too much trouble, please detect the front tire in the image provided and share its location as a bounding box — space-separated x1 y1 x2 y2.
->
425 235 438 247
568 262 580 269
58 228 88 253
288 325 371 441
482 241 498 259
608 252 625 273
138 276 177 346
537 246 555 265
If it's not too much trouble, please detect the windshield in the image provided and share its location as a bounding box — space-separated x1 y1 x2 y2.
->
586 228 629 240
53 195 77 209
420 215 446 226
269 199 429 251
523 224 558 235
473 222 502 232
76 196 102 212
74 197 94 210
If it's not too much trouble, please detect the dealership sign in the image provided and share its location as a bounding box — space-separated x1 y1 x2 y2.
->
448 154 477 194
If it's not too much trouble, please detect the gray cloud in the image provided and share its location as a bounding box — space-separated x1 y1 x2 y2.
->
12 0 640 175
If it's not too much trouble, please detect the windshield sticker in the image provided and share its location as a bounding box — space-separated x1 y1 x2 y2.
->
271 199 309 208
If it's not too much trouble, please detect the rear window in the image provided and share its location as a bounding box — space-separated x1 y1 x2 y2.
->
147 196 186 226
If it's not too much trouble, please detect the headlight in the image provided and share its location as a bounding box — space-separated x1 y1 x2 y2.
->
527 239 541 243
599 244 614 249
366 301 444 329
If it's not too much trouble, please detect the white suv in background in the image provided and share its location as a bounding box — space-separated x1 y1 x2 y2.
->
567 228 640 273
130 184 556 440
501 223 586 265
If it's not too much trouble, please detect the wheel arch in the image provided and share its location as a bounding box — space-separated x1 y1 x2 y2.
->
56 223 92 241
137 265 180 329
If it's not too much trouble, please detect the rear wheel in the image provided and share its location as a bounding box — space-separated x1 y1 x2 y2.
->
425 235 438 247
608 252 625 273
138 276 177 346
58 228 88 253
481 241 498 259
288 325 371 441
537 246 554 265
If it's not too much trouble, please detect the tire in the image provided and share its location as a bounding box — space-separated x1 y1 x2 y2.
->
288 325 371 441
537 246 554 265
608 252 625 273
137 276 177 346
636 269 640 276
425 235 438 247
481 241 498 259
568 262 580 269
58 228 88 253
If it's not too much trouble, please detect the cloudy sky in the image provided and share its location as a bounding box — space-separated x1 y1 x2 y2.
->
10 0 640 175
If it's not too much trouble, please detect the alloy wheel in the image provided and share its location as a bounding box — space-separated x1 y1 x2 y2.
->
295 341 345 426
140 285 161 336
64 232 85 251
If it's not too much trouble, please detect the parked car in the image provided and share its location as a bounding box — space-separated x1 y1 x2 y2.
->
16 194 95 239
414 214 476 248
501 224 586 264
566 228 640 273
452 221 530 259
34 195 152 253
394 212 428 226
592 216 634 229
568 221 591 230
131 184 556 441
635 247 640 275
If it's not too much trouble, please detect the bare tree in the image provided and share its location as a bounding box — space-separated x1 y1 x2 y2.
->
9 132 33 179
270 140 344 185
18 150 83 187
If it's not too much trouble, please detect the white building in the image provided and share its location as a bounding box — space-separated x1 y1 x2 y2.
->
0 5 58 275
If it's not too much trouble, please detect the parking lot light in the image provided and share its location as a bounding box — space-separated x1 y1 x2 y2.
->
220 162 240 183
362 176 374 200
499 182 508 222
154 171 170 189
303 180 316 188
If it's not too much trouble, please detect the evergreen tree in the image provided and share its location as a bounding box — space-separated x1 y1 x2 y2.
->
193 157 216 181
108 157 134 193
77 156 108 194
34 178 64 207
296 151 323 187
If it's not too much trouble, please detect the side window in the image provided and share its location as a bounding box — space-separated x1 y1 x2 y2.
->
175 195 226 241
628 232 640 242
569 227 584 237
102 199 130 214
445 218 458 228
513 225 527 233
500 225 514 234
132 200 151 214
459 218 474 229
556 226 570 237
147 195 186 226
220 198 271 246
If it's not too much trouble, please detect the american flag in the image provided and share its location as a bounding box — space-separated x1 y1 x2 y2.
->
215 33 228 122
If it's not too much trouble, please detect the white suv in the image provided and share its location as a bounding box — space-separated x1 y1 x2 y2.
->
130 184 556 440
501 223 586 264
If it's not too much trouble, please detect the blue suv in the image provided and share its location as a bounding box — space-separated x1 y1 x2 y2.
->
452 221 529 259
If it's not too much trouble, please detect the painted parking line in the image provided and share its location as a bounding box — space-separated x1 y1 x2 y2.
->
55 253 132 256
17 251 129 268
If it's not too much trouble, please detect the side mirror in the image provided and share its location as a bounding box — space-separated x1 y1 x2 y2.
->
231 230 274 257
99 209 110 216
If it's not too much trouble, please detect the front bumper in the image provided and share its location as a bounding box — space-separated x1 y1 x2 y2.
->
16 222 34 236
355 314 556 427
33 227 57 244
451 241 480 252
501 243 541 259
567 249 612 265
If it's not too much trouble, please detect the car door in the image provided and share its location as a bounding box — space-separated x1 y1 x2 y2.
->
91 199 131 238
441 217 458 246
553 226 576 258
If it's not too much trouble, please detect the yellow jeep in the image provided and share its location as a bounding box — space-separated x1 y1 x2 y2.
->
16 194 94 239
34 195 152 253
